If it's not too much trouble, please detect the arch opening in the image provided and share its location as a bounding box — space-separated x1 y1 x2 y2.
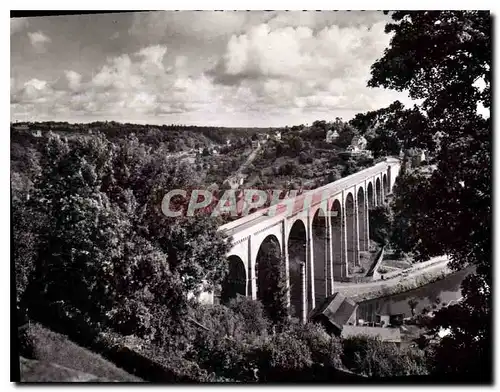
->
345 192 358 274
357 187 368 252
221 255 246 304
287 220 307 320
256 235 285 319
331 199 344 279
367 182 374 209
312 208 328 307
375 178 382 205
383 174 388 201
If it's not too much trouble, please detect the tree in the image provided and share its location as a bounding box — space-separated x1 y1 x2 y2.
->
367 132 401 158
256 239 289 329
368 11 491 380
20 133 230 344
408 298 419 317
341 337 429 377
334 123 357 149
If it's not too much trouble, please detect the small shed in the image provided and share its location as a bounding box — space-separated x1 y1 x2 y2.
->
311 292 358 336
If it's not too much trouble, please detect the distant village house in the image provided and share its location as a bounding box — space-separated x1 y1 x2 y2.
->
326 129 339 143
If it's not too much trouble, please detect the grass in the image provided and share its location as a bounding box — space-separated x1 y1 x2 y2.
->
19 323 142 382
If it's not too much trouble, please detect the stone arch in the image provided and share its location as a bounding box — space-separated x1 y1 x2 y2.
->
367 181 374 208
357 186 368 252
387 167 392 194
375 177 382 205
220 255 246 304
255 234 283 315
383 173 388 200
330 199 344 279
312 207 328 307
345 192 358 273
287 219 307 320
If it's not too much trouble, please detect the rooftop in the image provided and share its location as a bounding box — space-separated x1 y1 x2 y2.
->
312 292 358 333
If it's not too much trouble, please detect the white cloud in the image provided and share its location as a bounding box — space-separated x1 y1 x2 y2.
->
28 31 51 51
135 45 167 76
210 21 411 114
11 78 52 105
65 71 82 91
216 22 390 83
11 11 415 126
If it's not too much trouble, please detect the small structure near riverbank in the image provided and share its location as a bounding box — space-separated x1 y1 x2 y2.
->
311 292 358 336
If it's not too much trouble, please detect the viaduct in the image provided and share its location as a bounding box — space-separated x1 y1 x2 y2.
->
215 157 401 323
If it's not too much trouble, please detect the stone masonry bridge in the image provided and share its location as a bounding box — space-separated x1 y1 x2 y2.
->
215 157 401 323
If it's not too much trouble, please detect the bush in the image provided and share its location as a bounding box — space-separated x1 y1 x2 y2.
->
341 336 429 377
298 152 313 164
287 322 343 368
369 205 394 245
228 297 269 338
254 331 313 381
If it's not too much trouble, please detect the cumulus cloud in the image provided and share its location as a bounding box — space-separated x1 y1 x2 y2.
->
209 21 409 114
135 44 167 75
28 31 51 51
214 23 389 83
13 43 222 120
11 11 414 126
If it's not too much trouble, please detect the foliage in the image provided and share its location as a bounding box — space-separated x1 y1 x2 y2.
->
408 298 419 316
341 336 429 377
287 322 343 368
368 11 491 380
254 331 313 381
228 297 270 338
256 239 290 328
18 133 230 346
369 205 393 245
186 305 253 380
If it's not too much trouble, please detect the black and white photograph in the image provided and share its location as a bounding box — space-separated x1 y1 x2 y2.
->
10 9 491 383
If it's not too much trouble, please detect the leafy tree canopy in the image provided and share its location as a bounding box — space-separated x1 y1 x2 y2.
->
367 11 490 380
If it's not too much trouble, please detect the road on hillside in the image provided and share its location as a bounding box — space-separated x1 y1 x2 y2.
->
237 143 262 175
224 143 262 188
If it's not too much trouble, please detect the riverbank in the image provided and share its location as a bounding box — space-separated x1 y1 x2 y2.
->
354 266 475 324
335 256 452 301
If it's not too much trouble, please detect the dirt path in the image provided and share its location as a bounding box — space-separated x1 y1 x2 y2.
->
237 143 261 175
224 144 262 187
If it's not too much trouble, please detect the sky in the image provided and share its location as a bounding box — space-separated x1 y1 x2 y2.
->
10 11 414 127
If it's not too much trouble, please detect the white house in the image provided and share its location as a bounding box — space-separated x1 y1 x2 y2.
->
350 135 368 151
326 129 339 143
251 140 260 149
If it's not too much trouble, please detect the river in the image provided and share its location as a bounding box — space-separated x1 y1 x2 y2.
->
355 266 476 323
